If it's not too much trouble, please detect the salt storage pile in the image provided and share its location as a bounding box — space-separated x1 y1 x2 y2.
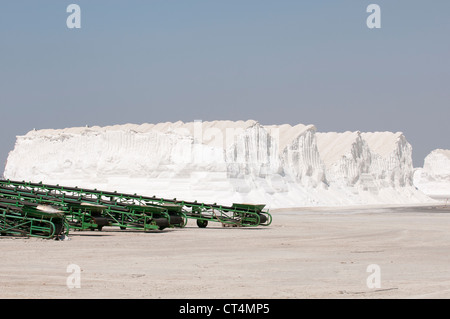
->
414 149 450 198
3 120 432 208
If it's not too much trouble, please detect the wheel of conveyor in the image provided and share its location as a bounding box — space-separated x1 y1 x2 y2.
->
196 219 208 228
93 217 109 231
169 214 184 226
52 221 65 236
153 217 169 230
258 214 267 224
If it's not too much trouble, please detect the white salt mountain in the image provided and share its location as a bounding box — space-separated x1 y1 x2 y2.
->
414 149 450 199
4 120 432 208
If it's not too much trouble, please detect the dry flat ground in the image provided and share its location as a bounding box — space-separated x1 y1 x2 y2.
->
1 204 450 299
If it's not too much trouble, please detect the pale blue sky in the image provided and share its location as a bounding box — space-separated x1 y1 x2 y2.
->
1 0 449 171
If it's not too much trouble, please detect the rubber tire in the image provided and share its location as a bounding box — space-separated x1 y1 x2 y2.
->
258 214 267 224
196 219 208 228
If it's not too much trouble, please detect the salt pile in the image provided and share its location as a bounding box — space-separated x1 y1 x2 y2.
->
4 120 432 208
413 149 450 198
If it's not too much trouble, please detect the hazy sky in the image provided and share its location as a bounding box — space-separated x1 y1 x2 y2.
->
1 0 449 172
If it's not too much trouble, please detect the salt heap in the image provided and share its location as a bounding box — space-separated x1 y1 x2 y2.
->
414 149 450 198
3 120 432 208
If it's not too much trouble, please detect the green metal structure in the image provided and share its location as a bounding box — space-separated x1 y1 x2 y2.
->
0 201 68 239
0 179 272 237
0 184 183 232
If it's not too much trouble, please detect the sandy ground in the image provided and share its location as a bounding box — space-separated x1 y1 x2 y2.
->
1 203 450 299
